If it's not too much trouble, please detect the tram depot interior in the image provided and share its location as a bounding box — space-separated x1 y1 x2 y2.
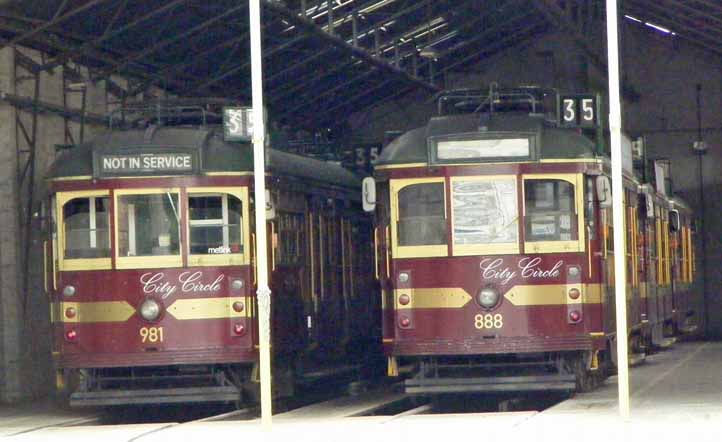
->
2 0 722 437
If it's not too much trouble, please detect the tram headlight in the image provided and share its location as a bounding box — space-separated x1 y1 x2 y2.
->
63 285 76 297
478 287 500 309
139 298 162 322
398 272 410 283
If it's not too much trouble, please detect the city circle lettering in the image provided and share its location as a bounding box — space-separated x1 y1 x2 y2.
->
479 257 563 285
140 272 225 299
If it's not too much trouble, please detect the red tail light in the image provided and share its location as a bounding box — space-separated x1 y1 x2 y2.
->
399 316 411 328
233 323 246 335
65 330 78 341
569 311 581 322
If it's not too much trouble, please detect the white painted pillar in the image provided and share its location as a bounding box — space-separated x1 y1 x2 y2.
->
249 0 273 428
605 0 631 421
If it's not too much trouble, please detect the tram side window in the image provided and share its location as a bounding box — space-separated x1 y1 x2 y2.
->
188 194 243 255
63 197 110 258
117 193 180 256
524 179 577 241
278 212 303 265
397 183 447 246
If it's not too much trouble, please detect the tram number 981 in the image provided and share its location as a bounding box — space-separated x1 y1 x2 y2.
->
139 327 164 343
474 314 503 330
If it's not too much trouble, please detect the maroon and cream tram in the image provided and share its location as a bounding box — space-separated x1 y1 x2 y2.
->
46 108 377 406
364 87 699 393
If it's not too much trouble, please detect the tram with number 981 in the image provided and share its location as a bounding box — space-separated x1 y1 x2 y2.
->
45 101 378 406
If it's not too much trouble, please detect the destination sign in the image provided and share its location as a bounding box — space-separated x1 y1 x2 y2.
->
94 151 199 177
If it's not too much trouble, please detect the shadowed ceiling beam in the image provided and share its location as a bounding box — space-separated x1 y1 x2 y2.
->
90 3 247 82
315 81 416 129
0 0 112 49
624 2 722 54
184 32 306 94
441 18 548 73
263 0 439 93
530 0 607 71
300 77 397 126
687 0 722 16
265 0 440 91
651 0 722 29
38 0 193 72
127 35 249 96
278 68 377 118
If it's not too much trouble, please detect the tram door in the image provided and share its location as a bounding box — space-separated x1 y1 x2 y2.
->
319 203 345 355
644 197 662 344
268 215 305 360
306 198 323 353
627 191 642 327
376 183 395 343
601 203 616 334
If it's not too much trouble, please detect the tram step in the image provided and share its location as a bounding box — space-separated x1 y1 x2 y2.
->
629 352 646 367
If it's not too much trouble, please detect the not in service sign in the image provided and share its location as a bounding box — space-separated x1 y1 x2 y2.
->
94 151 199 177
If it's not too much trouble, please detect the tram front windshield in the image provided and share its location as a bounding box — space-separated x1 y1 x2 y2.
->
59 189 246 266
391 175 580 256
117 193 181 257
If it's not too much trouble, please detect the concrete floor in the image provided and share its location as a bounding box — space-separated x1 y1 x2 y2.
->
4 340 722 441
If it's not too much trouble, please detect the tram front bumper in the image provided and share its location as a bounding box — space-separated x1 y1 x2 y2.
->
70 385 241 407
405 374 577 394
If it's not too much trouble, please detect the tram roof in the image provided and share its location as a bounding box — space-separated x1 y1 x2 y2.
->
47 126 360 189
376 113 598 166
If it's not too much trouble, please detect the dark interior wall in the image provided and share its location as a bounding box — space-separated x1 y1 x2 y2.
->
353 22 722 336
0 45 156 403
620 23 722 337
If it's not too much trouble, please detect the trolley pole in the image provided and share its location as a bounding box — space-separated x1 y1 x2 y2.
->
605 0 631 420
249 0 273 428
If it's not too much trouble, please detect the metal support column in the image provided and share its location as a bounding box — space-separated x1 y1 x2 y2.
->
694 84 708 336
605 0 631 420
249 0 273 428
13 48 40 316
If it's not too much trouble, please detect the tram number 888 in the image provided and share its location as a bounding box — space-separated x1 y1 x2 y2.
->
474 314 503 330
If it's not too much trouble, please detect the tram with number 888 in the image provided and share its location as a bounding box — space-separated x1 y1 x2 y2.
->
363 86 699 393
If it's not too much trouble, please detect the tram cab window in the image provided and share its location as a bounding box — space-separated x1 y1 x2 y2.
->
524 179 577 241
452 179 518 247
117 193 180 256
63 197 110 258
397 182 447 246
188 193 243 255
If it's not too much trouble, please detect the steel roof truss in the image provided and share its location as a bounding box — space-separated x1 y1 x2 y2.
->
263 0 438 93
38 0 193 72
